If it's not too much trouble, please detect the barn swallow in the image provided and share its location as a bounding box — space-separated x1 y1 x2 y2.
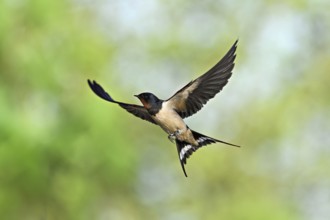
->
88 40 240 177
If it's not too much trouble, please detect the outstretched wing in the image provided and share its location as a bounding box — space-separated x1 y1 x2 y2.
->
167 40 238 118
88 80 156 125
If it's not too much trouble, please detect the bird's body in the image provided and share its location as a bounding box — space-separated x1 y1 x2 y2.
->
153 103 186 133
156 103 198 145
88 40 240 177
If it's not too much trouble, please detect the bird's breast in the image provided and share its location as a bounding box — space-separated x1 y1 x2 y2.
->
152 101 186 134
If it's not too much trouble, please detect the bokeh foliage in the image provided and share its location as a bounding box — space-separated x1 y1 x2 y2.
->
1 0 330 219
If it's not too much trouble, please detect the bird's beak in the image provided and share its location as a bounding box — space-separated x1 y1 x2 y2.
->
134 95 142 101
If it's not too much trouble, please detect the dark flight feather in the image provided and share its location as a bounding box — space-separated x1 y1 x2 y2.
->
167 40 238 118
88 80 156 124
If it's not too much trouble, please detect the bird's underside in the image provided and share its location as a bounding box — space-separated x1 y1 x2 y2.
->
88 40 240 177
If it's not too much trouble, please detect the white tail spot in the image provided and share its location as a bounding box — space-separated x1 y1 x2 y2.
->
180 144 192 160
197 137 208 143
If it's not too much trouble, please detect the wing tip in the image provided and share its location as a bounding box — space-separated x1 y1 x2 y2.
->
230 39 239 56
232 38 239 51
87 79 93 88
87 78 97 90
87 79 116 103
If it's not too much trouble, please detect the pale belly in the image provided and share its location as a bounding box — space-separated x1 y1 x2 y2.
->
151 109 186 134
151 102 197 145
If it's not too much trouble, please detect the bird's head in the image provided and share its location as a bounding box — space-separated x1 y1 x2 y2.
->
134 92 161 109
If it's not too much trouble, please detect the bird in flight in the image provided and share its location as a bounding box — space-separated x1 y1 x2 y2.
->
88 40 240 177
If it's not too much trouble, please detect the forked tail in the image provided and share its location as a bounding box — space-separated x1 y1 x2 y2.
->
175 130 240 177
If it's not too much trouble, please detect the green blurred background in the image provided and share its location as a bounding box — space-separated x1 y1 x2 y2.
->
1 0 330 219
